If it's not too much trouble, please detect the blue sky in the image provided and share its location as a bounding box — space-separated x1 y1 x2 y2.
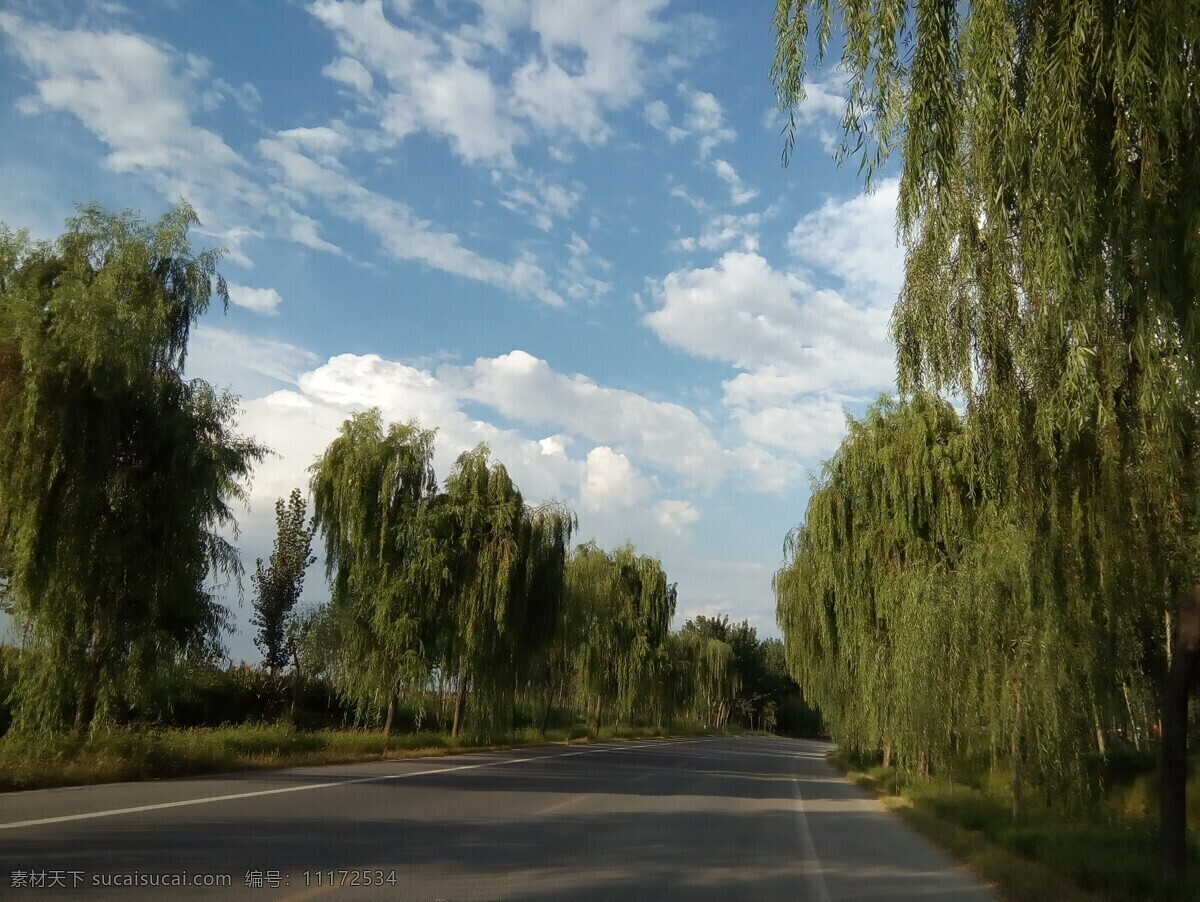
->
0 0 903 663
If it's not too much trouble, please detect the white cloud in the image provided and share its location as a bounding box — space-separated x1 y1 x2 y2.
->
562 232 612 303
712 159 758 206
494 170 581 231
226 283 283 315
312 0 674 162
643 98 686 142
655 499 700 538
788 177 904 307
259 136 564 306
732 399 848 459
187 326 321 393
0 15 242 179
646 248 894 464
229 347 737 566
276 126 349 164
682 87 735 158
447 350 727 485
643 86 735 157
323 56 374 95
648 251 891 391
582 446 650 510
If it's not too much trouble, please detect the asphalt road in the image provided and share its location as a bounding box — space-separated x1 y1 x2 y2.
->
1 736 998 901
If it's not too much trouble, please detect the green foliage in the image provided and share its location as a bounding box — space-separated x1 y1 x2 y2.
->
308 409 438 724
563 542 676 731
251 488 317 673
0 203 266 737
772 5 1200 866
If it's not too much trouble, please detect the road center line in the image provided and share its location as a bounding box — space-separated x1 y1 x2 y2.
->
0 738 709 831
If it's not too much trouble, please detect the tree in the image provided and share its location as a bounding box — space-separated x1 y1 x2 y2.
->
251 488 316 675
308 409 438 737
0 203 266 737
434 445 575 739
564 542 676 732
774 0 1200 877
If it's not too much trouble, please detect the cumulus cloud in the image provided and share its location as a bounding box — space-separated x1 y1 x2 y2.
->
226 283 283 315
220 346 747 579
312 0 672 163
682 87 736 158
646 246 896 463
582 446 651 510
788 177 904 307
648 251 891 393
445 350 727 486
655 499 700 538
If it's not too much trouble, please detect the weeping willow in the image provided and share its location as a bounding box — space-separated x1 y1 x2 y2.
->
563 542 676 731
0 203 265 737
308 409 438 734
776 396 976 769
773 0 1200 852
436 445 577 739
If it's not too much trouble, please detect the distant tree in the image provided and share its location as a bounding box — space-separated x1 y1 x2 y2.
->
308 409 438 737
0 203 266 738
434 445 574 739
566 542 675 732
251 489 316 675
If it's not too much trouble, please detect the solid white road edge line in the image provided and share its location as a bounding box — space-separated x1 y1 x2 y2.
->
0 737 714 831
791 754 832 902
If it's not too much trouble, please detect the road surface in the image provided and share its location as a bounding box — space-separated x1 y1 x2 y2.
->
1 736 998 900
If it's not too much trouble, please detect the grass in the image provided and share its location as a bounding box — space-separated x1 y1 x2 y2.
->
828 747 1200 902
0 721 726 793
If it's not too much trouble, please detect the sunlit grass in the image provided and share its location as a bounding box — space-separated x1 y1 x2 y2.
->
828 747 1200 902
0 720 728 793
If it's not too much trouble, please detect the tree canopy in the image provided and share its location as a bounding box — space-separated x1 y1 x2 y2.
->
0 203 265 736
773 0 1200 876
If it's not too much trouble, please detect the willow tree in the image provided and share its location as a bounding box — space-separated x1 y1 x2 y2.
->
776 395 977 773
0 203 265 737
564 542 676 731
433 445 576 738
514 501 577 735
774 0 1200 875
308 409 438 736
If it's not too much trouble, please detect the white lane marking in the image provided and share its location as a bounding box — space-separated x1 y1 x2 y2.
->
0 738 710 831
791 754 832 902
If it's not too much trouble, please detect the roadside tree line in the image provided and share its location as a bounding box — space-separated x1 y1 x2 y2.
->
770 0 1199 880
0 203 809 742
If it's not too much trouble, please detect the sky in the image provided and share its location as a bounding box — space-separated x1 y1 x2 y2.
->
0 0 903 664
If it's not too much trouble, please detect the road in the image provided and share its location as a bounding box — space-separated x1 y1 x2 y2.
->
1 736 998 901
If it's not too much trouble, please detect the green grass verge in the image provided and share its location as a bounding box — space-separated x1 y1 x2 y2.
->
827 748 1200 902
0 721 728 793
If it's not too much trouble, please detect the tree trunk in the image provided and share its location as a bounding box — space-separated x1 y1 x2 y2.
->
71 618 105 741
1121 681 1141 751
882 742 892 769
1091 699 1107 757
289 647 302 723
452 674 468 739
436 668 446 731
540 677 556 738
591 694 603 734
1162 585 1200 883
1011 680 1023 822
382 690 399 758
